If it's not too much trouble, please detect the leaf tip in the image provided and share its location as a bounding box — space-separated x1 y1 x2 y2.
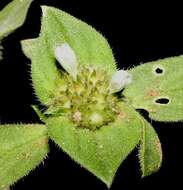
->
21 38 38 59
41 5 50 17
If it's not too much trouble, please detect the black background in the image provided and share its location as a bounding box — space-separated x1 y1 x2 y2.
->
1 0 183 189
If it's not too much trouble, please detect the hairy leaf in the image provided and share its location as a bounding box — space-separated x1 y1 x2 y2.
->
123 56 183 121
22 37 62 105
21 6 117 105
0 0 33 39
139 118 162 177
0 124 49 189
40 6 116 74
47 103 141 187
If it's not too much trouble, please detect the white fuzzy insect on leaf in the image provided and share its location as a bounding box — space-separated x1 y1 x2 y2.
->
109 70 132 93
54 43 78 79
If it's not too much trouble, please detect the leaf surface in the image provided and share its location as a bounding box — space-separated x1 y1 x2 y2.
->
0 0 33 39
40 6 116 74
47 103 142 187
139 118 162 176
124 56 183 121
0 124 49 189
22 37 61 104
21 6 117 105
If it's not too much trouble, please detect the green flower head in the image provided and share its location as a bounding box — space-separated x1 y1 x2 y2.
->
47 41 133 130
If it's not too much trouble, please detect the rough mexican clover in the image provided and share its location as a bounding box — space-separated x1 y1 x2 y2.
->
1 3 183 190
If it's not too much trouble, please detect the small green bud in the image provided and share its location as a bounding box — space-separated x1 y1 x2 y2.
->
89 112 103 126
72 111 82 123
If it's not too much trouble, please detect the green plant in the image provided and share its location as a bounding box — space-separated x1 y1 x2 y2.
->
1 2 183 190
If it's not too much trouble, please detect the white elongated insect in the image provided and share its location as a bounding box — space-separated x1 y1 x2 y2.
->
54 43 78 79
109 70 132 94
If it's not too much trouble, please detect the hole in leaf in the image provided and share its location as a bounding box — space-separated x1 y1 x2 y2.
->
155 98 169 104
155 68 163 74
